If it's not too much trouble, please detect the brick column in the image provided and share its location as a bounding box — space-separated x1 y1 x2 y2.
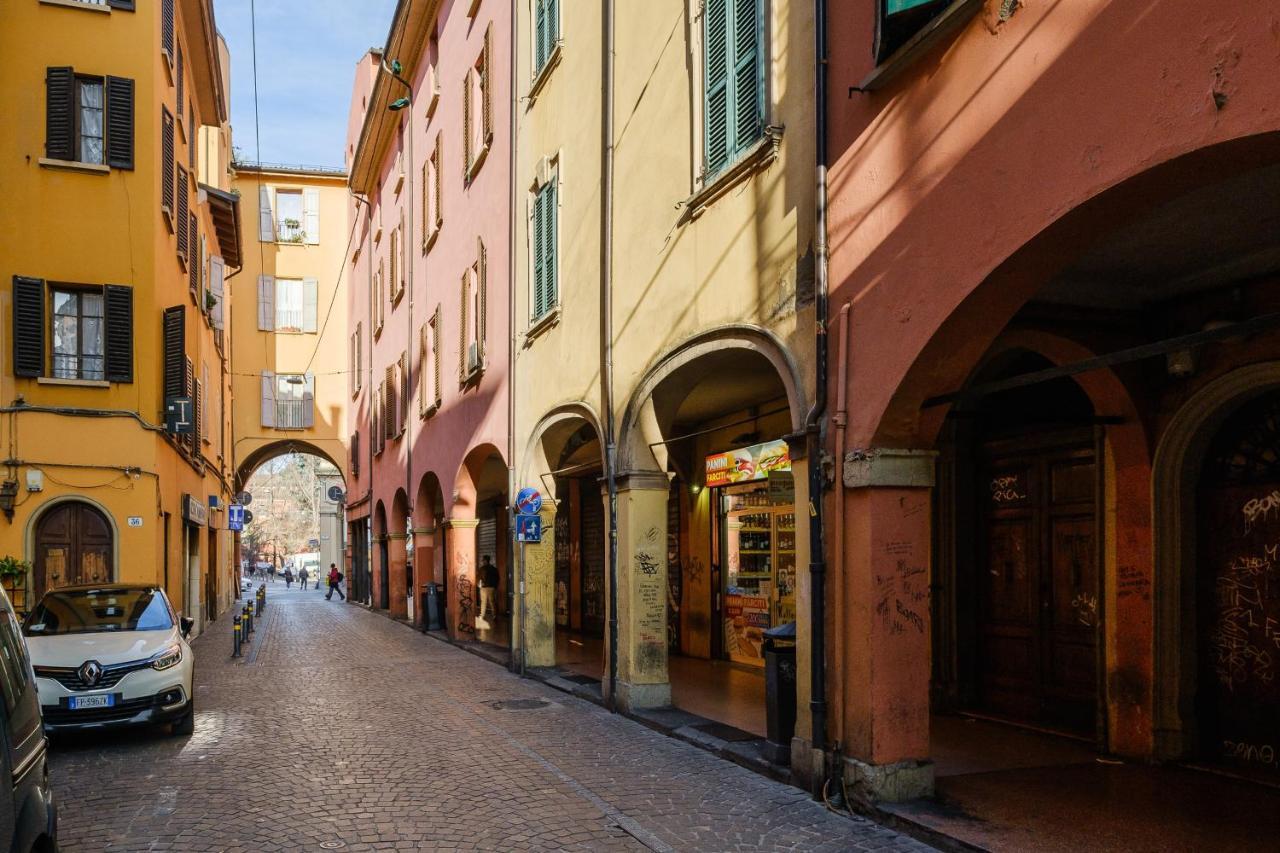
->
386 533 408 619
610 472 671 711
839 449 936 802
444 518 479 637
411 525 436 628
370 534 386 609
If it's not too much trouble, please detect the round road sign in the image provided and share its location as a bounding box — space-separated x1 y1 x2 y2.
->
515 487 543 516
237 491 253 506
327 485 345 503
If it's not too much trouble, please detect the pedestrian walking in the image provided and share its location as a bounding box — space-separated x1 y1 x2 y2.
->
269 565 277 584
326 563 345 601
299 567 309 590
478 555 498 621
284 568 294 589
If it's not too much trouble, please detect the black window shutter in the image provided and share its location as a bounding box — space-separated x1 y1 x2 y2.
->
45 67 74 162
184 357 195 451
176 166 189 257
12 277 45 379
188 214 198 293
162 0 175 57
192 378 202 450
176 46 184 116
106 0 135 10
162 305 185 401
103 285 134 383
105 76 134 170
162 108 175 214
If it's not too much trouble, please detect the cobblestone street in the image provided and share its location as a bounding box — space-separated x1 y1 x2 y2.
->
46 587 928 852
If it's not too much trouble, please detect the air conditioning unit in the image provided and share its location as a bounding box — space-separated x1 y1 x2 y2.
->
466 342 481 373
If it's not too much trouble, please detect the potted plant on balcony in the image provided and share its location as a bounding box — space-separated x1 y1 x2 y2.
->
0 556 30 612
280 218 305 244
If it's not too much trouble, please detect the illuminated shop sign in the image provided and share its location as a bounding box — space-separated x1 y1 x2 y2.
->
705 439 791 488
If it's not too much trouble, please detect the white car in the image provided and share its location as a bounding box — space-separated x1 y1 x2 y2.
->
24 585 195 735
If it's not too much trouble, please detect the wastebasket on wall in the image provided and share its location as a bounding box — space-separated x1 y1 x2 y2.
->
422 583 444 632
763 621 797 765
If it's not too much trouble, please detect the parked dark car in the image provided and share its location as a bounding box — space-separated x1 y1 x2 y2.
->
0 586 57 852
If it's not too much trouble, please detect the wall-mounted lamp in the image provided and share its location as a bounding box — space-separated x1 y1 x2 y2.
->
389 97 411 112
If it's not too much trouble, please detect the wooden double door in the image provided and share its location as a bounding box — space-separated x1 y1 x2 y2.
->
977 433 1100 734
34 502 114 600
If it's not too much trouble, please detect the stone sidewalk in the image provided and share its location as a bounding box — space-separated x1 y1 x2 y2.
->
47 586 931 851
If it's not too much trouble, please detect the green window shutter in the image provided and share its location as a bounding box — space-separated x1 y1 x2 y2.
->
545 182 558 310
535 0 548 72
549 0 559 45
532 191 546 318
732 0 764 152
703 0 731 176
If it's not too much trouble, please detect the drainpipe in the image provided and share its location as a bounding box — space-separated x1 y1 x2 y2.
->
805 0 831 768
508 0 520 674
601 0 620 713
832 302 850 752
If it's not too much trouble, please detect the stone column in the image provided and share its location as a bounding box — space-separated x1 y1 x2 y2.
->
411 525 436 628
839 449 936 802
514 504 558 668
386 533 408 619
370 534 386 608
610 472 671 711
444 518 479 637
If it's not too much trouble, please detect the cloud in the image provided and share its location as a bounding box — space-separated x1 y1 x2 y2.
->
215 0 397 166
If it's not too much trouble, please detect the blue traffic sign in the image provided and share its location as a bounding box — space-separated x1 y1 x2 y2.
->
515 487 543 516
515 514 542 543
228 504 245 532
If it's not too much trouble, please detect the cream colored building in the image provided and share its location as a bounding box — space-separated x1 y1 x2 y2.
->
230 165 350 494
513 0 817 749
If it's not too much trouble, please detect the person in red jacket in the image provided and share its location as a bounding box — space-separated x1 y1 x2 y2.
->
326 563 345 601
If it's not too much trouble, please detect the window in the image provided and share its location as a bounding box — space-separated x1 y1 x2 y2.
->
383 365 398 441
351 322 363 394
275 189 305 242
463 26 493 181
530 175 558 321
460 240 486 380
375 259 386 332
423 135 443 249
161 0 174 60
533 0 561 78
176 44 184 116
258 186 319 244
372 382 383 454
420 307 441 416
876 0 952 63
260 371 314 429
176 166 189 261
161 107 175 219
200 361 210 445
390 217 402 304
51 288 104 380
275 278 318 333
703 0 765 179
74 77 105 165
46 69 135 169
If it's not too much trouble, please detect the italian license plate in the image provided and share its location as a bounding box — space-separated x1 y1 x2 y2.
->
69 694 114 710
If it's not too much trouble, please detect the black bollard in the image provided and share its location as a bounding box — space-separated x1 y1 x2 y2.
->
232 614 242 657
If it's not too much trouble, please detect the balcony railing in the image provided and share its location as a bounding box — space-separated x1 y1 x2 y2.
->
275 308 305 332
275 398 309 429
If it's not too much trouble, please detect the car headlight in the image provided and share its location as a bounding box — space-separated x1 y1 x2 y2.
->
150 644 183 671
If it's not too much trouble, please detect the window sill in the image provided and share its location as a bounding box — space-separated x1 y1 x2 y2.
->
466 142 491 185
422 401 441 420
459 365 484 388
394 171 405 195
161 48 174 85
37 377 110 388
523 306 561 346
679 126 784 226
374 225 384 244
39 0 109 13
161 203 175 233
859 0 983 92
423 228 440 254
38 157 109 175
391 288 405 309
526 44 563 106
373 322 384 340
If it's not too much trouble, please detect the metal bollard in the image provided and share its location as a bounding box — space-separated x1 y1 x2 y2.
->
232 614 242 657
244 602 253 636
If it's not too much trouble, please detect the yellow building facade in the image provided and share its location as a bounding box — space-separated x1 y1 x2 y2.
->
0 0 242 633
513 0 817 752
229 165 350 497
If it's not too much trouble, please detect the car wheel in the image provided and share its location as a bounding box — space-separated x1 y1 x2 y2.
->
170 700 195 736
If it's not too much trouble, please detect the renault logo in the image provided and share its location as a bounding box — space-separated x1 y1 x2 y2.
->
78 660 103 688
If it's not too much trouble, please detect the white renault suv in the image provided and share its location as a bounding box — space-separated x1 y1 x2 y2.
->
23 585 195 735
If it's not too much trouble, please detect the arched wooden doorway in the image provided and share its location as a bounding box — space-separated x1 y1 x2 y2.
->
1196 389 1280 778
34 501 113 600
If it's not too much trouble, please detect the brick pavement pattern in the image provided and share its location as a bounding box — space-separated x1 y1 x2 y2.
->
48 587 931 852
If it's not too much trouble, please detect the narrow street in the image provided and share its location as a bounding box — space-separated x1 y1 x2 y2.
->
46 588 927 852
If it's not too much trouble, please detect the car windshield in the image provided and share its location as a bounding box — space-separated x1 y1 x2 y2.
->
24 589 173 636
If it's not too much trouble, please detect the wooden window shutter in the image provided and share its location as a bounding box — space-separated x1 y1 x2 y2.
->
12 276 45 379
184 358 195 452
477 238 487 359
304 187 320 245
399 352 408 433
532 192 544 318
106 0 136 10
209 255 226 330
257 275 275 331
193 377 202 450
383 366 395 440
162 0 175 57
303 374 316 428
351 432 360 478
418 325 427 417
302 278 319 332
188 213 198 292
177 166 189 258
176 45 184 116
482 25 493 143
535 0 547 71
462 72 472 176
45 67 75 162
458 270 469 379
162 305 185 402
189 104 195 169
703 0 731 176
433 307 442 406
434 136 443 228
420 160 429 247
260 371 276 428
545 181 557 309
732 0 764 151
105 76 135 170
103 284 134 383
258 184 275 241
162 108 175 215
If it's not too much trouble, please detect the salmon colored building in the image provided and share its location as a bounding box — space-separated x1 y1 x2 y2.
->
344 0 511 634
823 0 1280 800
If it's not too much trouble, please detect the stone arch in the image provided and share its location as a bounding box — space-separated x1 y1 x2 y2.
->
618 325 808 473
453 442 508 519
1151 361 1280 759
234 439 347 493
373 499 389 610
519 402 606 487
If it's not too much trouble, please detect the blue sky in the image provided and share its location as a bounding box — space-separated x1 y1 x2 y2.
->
215 0 398 168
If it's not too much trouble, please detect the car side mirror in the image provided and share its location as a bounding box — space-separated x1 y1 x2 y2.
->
180 617 194 637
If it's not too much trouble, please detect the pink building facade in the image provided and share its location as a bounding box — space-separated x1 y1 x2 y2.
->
345 0 511 639
823 0 1280 800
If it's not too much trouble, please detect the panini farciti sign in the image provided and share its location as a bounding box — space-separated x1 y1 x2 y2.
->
704 439 791 488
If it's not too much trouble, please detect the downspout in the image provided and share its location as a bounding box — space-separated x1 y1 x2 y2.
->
805 0 831 767
601 0 620 713
351 187 376 604
508 0 520 674
832 302 850 753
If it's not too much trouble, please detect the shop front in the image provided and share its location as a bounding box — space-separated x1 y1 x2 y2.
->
706 440 797 667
